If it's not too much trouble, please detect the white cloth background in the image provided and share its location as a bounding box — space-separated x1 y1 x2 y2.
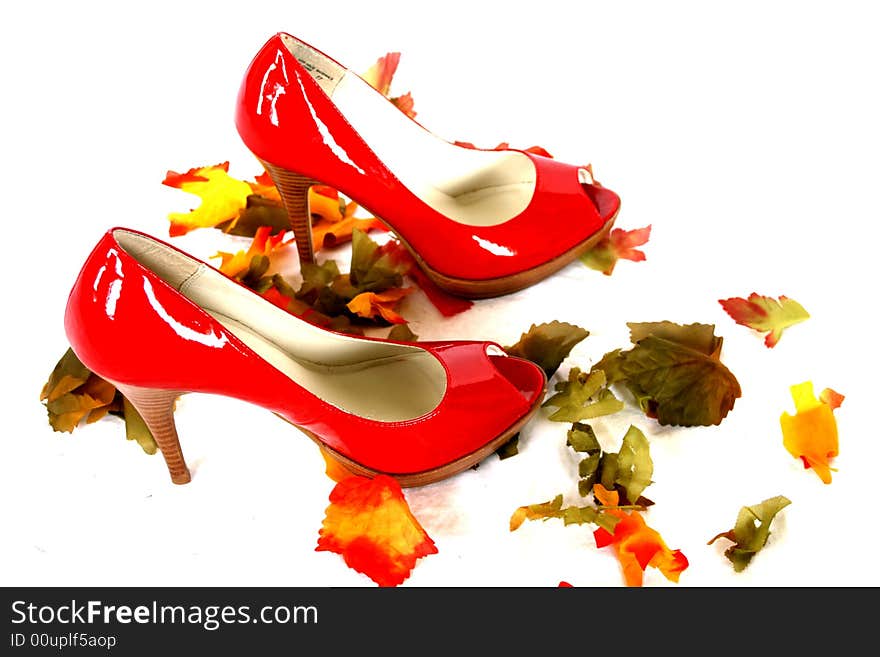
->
2 0 877 587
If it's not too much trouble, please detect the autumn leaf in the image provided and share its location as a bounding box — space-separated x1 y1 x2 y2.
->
362 52 417 118
121 396 159 455
568 423 654 505
319 447 357 484
504 321 589 378
308 190 388 251
593 321 741 427
42 367 117 433
542 368 624 422
390 92 416 118
609 425 654 507
387 324 418 342
346 288 414 324
580 225 652 275
819 387 845 410
708 495 791 572
510 495 564 531
295 260 341 305
40 348 157 453
509 494 619 534
41 347 91 404
217 194 290 237
163 162 254 237
453 141 554 158
347 228 409 293
592 485 688 587
212 225 293 291
247 170 283 202
719 293 809 347
494 435 520 460
316 474 437 587
780 381 841 484
313 214 388 251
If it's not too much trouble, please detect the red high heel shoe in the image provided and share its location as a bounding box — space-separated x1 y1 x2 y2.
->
235 32 621 298
64 228 546 487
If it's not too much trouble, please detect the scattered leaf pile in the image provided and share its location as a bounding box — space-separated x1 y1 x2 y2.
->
40 348 157 454
510 423 687 587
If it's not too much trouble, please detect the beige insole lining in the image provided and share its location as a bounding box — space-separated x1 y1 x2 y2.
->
281 33 538 228
116 230 448 422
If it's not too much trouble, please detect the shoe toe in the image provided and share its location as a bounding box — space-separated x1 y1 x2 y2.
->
581 182 621 222
489 355 547 407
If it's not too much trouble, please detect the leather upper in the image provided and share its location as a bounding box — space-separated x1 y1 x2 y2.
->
235 33 621 282
64 228 546 474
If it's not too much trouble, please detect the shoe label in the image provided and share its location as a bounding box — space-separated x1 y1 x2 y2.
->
296 57 338 87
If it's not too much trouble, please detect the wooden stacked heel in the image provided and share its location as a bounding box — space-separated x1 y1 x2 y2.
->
259 160 319 266
113 383 190 485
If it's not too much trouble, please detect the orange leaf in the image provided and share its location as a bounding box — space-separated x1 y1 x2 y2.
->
453 141 554 158
248 170 282 203
390 92 417 119
163 162 254 236
780 381 841 484
820 388 845 410
346 288 414 324
316 474 438 586
320 448 357 483
362 52 400 96
592 485 688 587
312 215 387 251
213 225 292 278
719 293 810 348
580 225 652 275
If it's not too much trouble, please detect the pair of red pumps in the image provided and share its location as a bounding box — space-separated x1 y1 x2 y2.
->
64 33 621 487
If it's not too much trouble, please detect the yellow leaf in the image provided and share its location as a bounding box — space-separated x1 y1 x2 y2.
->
163 162 253 236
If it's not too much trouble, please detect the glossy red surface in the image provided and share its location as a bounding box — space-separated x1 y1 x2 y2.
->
234 33 621 282
64 228 546 474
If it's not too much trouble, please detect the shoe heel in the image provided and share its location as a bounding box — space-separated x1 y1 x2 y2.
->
259 160 319 266
114 383 191 485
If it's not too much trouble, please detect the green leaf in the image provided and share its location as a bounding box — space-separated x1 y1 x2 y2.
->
296 260 341 303
509 495 564 530
543 368 624 422
593 322 741 426
615 426 653 507
627 321 722 356
348 228 407 293
41 347 91 403
122 397 158 455
270 273 298 298
566 422 601 453
509 495 620 534
708 495 792 572
41 350 118 434
495 434 520 460
217 194 289 237
387 323 418 342
240 254 271 291
504 321 589 378
566 423 655 505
